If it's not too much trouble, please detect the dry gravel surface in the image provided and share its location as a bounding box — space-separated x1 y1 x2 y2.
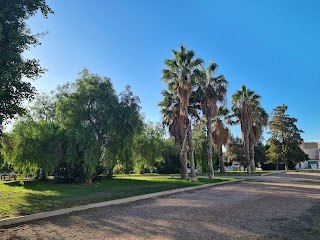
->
1 171 320 240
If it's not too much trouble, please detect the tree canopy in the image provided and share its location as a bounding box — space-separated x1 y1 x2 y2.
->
267 104 308 169
0 0 53 135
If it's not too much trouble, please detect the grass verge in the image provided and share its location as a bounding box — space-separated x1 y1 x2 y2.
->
0 177 233 220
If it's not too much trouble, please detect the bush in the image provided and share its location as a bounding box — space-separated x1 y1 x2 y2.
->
156 153 181 174
261 161 296 170
261 163 285 170
53 162 84 184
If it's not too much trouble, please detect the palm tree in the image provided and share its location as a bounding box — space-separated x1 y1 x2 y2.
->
159 89 198 181
159 90 199 181
161 45 203 179
212 108 230 174
231 85 261 173
197 62 228 179
249 107 268 169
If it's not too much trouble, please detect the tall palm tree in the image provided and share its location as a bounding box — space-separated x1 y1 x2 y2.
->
159 89 198 181
197 62 228 179
161 45 203 179
231 85 261 173
212 108 230 174
249 107 268 169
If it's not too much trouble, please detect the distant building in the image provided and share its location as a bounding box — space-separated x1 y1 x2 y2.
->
296 142 320 169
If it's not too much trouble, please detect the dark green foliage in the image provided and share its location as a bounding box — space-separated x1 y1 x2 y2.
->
52 161 84 184
156 139 181 174
254 142 267 165
1 119 62 178
192 123 210 172
111 85 144 172
56 69 143 183
133 122 164 173
267 104 308 169
0 0 53 134
1 69 143 183
225 135 246 167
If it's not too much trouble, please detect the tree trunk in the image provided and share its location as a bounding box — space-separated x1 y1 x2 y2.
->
181 149 188 179
207 117 214 179
219 146 225 173
180 124 189 180
276 163 279 171
244 132 251 173
106 167 114 179
285 162 288 171
188 125 197 181
85 176 92 184
250 143 256 173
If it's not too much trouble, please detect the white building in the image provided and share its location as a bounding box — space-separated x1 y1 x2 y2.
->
296 142 320 169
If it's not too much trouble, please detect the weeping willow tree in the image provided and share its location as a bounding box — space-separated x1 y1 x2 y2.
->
161 45 203 179
56 69 143 184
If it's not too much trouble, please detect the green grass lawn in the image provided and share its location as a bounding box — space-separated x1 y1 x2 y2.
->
0 177 233 220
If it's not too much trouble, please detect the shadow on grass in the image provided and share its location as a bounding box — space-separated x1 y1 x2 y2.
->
0 177 232 218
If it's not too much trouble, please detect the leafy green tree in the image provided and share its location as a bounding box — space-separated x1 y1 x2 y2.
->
197 62 228 178
224 135 246 169
161 45 203 179
133 121 164 173
254 142 267 166
111 85 144 174
193 120 210 172
0 0 53 135
56 69 120 184
1 119 62 179
267 104 308 170
156 139 181 174
56 70 143 182
1 92 64 180
30 92 57 122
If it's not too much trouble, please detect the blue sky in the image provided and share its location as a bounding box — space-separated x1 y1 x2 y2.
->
25 0 320 142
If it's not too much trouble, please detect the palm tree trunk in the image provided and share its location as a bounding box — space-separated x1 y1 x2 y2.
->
244 133 251 173
219 146 225 173
180 124 189 180
188 125 197 181
250 143 256 173
207 117 214 179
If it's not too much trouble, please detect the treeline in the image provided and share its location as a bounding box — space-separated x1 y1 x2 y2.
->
0 0 308 183
225 104 309 170
158 45 308 180
0 69 220 183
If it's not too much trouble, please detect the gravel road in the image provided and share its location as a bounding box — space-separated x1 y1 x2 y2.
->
1 171 320 240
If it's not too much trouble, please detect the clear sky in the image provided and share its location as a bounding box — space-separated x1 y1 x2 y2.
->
25 0 320 142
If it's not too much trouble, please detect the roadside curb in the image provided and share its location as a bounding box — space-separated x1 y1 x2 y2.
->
0 179 242 228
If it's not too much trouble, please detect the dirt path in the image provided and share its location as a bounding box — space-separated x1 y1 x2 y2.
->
1 172 320 240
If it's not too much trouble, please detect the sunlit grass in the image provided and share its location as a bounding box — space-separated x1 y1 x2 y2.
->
0 177 233 219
